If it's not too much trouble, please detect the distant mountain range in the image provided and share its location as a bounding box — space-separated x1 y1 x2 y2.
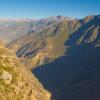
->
0 16 75 44
0 15 100 100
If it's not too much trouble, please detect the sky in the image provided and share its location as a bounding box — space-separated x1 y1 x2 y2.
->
0 0 99 19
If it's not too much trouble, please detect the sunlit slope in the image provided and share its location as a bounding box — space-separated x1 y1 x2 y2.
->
0 43 50 100
8 17 81 69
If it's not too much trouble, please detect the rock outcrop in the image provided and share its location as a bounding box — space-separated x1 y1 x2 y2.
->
0 43 51 100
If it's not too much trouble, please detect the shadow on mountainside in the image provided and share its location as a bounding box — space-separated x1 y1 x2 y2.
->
32 16 100 100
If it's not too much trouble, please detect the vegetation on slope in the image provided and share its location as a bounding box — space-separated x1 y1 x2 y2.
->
0 43 50 100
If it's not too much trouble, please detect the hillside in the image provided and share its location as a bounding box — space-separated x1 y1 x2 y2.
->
8 16 81 69
0 20 35 44
0 43 50 100
0 16 75 45
1 15 100 100
8 15 96 69
33 15 100 100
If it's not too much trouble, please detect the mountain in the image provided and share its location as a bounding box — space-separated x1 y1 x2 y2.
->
0 43 50 100
1 15 100 100
0 16 76 45
0 20 34 44
8 15 95 69
8 15 100 99
8 16 81 69
33 15 100 100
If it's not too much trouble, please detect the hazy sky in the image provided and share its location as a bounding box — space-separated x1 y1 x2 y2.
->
0 0 100 19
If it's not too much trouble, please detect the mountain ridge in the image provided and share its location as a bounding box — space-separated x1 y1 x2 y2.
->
0 14 100 100
7 15 97 69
